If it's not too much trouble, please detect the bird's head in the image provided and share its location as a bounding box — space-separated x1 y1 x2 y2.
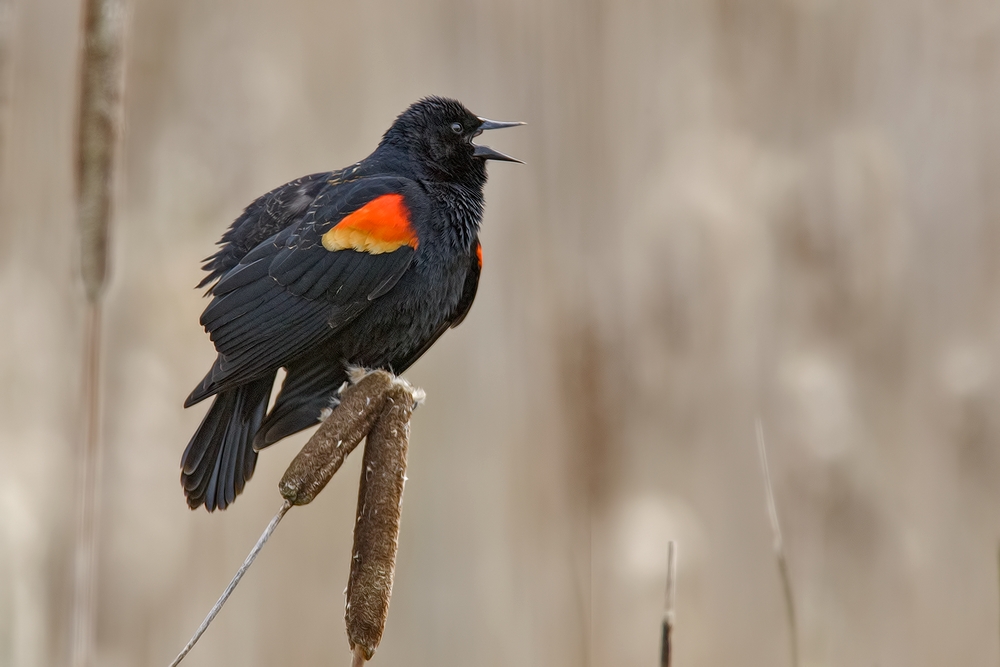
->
380 96 523 186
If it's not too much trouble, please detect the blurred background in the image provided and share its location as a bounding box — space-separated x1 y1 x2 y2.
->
2 0 1000 665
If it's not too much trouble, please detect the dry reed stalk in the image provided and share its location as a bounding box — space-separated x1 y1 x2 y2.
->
168 501 292 667
755 419 799 667
170 370 422 666
660 540 676 667
72 2 125 666
72 307 103 667
0 0 14 185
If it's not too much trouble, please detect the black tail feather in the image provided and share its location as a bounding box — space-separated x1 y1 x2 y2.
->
180 374 274 511
254 397 331 449
252 361 347 450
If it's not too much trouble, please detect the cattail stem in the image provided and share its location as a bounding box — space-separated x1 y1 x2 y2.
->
660 540 677 667
0 0 14 186
755 419 799 667
71 304 103 667
169 501 292 667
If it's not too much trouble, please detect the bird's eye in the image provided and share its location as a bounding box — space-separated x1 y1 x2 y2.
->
450 122 464 134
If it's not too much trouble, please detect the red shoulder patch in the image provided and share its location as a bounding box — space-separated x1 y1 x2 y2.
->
475 242 482 269
321 194 418 254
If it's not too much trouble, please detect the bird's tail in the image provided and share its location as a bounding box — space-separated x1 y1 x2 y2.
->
180 374 274 511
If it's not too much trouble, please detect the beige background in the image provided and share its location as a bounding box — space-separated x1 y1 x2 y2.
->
2 0 1000 665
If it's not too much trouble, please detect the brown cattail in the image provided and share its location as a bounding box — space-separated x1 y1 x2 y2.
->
76 0 125 303
346 382 416 660
171 370 422 667
279 369 395 505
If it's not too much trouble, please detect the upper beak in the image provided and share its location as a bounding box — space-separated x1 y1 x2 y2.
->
473 117 526 163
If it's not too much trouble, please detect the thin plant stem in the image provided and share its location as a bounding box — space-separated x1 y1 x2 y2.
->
755 418 799 667
71 0 125 665
660 540 677 667
169 501 292 667
72 304 103 667
0 0 14 188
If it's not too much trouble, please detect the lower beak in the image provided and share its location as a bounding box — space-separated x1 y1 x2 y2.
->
473 117 526 163
473 144 523 163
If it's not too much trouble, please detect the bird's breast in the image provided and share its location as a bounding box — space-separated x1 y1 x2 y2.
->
334 251 469 364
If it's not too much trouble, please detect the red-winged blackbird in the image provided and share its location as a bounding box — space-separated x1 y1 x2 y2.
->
181 97 522 511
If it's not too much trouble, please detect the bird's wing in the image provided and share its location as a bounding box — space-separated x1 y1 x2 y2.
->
198 171 334 290
185 176 425 406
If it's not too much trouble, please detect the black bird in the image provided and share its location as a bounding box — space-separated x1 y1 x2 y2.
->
181 97 522 511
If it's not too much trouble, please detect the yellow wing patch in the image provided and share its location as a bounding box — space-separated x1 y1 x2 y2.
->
321 194 418 254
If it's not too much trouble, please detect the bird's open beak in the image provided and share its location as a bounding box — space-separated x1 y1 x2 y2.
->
473 117 526 163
